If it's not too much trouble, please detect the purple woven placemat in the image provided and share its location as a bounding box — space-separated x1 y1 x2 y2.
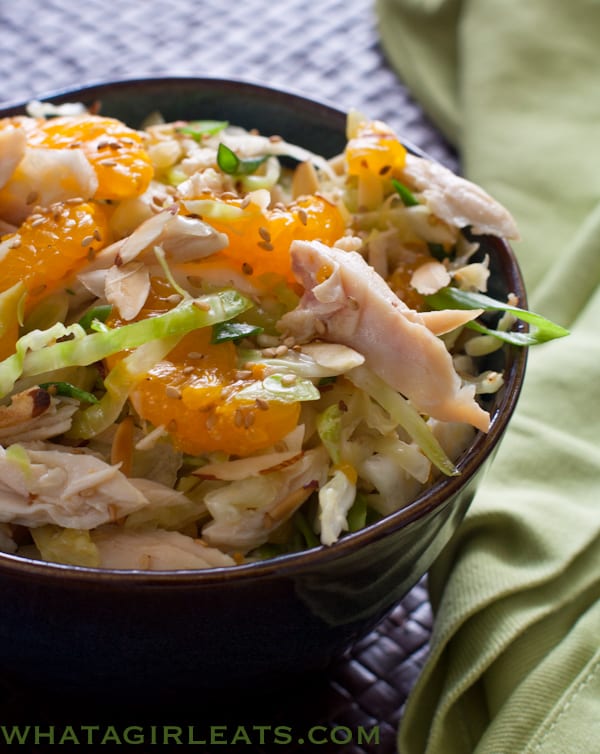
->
0 2 453 749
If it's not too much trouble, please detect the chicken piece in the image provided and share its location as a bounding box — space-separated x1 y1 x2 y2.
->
0 443 148 529
278 241 490 432
93 527 235 570
401 153 519 239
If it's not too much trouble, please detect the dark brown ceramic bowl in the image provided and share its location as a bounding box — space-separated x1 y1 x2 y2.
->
0 77 527 694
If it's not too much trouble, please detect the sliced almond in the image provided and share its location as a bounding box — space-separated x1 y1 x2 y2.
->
193 450 303 481
105 261 150 321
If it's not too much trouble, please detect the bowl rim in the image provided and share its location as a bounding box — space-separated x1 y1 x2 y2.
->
0 76 528 586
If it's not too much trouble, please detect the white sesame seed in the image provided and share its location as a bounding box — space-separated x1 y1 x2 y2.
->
165 385 182 399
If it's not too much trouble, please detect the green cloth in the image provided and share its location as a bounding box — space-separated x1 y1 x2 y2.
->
375 2 600 753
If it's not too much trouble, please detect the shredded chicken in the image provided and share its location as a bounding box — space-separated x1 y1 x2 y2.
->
279 240 490 432
401 153 520 240
0 443 148 528
93 527 236 569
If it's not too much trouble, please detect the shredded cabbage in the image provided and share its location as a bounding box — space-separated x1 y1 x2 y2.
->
0 106 562 569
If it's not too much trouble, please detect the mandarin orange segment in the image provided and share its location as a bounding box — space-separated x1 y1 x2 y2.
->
31 115 153 201
388 262 427 311
130 329 300 456
346 120 407 176
204 195 345 282
0 200 111 307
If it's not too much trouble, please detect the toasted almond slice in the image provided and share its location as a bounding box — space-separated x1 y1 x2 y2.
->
193 450 303 481
105 261 150 321
411 259 451 295
263 482 317 528
419 308 484 336
110 415 135 477
0 387 51 428
300 342 365 373
292 160 320 198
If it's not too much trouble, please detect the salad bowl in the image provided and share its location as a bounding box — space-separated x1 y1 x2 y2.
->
0 77 529 693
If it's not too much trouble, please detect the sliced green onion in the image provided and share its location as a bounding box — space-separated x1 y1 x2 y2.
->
211 321 263 344
346 493 368 532
78 304 113 333
39 381 99 404
293 509 320 549
177 120 229 140
391 178 419 207
425 287 570 346
217 143 269 176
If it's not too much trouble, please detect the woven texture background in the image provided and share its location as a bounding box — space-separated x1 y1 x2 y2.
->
0 2 455 750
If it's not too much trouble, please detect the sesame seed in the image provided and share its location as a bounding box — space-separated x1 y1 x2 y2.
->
234 409 244 427
297 208 308 225
182 365 195 374
193 300 211 311
87 247 96 261
81 235 95 247
258 226 271 242
379 164 392 175
244 411 255 428
99 159 117 167
242 262 254 275
234 369 253 380
93 228 102 242
165 385 182 399
255 398 269 411
66 197 85 205
30 216 46 228
187 351 205 359
258 240 274 252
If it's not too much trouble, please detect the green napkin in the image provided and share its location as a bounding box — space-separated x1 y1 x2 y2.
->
375 2 600 753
